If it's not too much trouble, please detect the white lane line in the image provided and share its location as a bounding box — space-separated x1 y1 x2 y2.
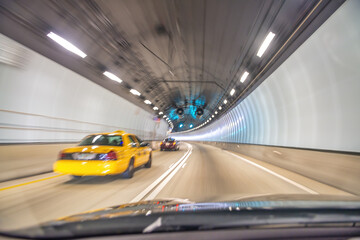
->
168 163 174 169
273 150 282 155
145 147 192 200
130 143 192 203
182 163 187 169
225 151 318 194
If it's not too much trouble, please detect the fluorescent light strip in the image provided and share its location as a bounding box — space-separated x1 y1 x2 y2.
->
47 32 87 58
144 100 151 105
153 106 158 110
159 112 163 115
219 106 222 110
257 32 275 58
240 71 249 83
103 71 122 83
223 99 228 104
230 89 235 96
130 89 141 96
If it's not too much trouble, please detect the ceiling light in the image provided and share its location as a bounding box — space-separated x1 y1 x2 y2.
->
103 71 122 83
230 89 235 96
159 112 163 115
219 106 222 110
215 111 218 114
163 115 167 118
212 115 214 118
240 71 249 83
223 99 228 104
130 89 141 96
257 31 275 57
166 118 169 120
209 118 212 120
47 32 87 58
153 106 158 110
144 100 151 105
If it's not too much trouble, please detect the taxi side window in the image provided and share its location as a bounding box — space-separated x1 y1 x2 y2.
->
135 136 142 144
128 136 139 147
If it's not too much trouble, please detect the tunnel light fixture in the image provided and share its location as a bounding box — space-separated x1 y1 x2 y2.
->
130 89 141 96
257 31 275 58
189 124 193 128
144 100 151 105
163 115 167 118
230 89 235 96
223 99 228 104
47 32 87 58
215 111 218 114
153 106 159 110
219 106 222 110
240 71 249 83
159 112 163 115
103 71 122 83
212 115 214 118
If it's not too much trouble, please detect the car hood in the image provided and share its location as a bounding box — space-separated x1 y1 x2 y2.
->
5 194 360 238
56 194 360 223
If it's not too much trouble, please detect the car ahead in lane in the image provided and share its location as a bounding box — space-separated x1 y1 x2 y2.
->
3 194 360 239
53 130 152 178
160 137 180 151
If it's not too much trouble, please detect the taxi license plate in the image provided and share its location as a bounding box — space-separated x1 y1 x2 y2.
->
73 153 96 160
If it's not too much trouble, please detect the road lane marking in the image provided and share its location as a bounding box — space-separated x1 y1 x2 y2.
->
182 163 187 168
0 173 66 192
130 143 192 203
145 147 192 200
225 151 318 194
273 150 282 155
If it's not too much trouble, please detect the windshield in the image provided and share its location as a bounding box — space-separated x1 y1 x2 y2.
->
79 135 123 146
0 0 359 239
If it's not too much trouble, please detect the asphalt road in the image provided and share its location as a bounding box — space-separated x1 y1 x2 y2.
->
0 142 352 231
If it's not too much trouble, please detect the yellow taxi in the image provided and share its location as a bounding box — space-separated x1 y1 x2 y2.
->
53 130 152 178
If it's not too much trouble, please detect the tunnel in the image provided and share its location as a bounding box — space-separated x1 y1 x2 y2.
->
0 0 360 237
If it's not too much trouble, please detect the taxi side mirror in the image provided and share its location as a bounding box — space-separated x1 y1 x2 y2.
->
140 142 150 147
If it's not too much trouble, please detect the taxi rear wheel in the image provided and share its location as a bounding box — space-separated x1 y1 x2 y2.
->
122 158 134 178
145 154 152 168
72 175 82 180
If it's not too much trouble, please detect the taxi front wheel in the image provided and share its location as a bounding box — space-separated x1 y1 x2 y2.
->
122 159 134 178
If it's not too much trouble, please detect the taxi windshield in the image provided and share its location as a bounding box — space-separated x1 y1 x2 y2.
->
79 135 123 146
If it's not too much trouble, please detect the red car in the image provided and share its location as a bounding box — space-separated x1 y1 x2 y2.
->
160 138 180 151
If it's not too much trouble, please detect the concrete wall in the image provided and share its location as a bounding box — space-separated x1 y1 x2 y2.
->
0 33 168 143
201 141 360 195
175 0 360 153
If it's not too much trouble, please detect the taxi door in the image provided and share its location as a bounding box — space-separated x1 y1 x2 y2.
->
128 135 143 167
135 135 149 165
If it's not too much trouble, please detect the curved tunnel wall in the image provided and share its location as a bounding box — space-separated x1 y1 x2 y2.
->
175 0 360 153
0 34 168 143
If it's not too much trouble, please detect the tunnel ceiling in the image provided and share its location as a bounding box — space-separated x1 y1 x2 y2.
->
0 0 343 132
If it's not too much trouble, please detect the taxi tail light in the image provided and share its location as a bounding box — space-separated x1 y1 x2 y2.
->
105 151 117 160
58 151 65 160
